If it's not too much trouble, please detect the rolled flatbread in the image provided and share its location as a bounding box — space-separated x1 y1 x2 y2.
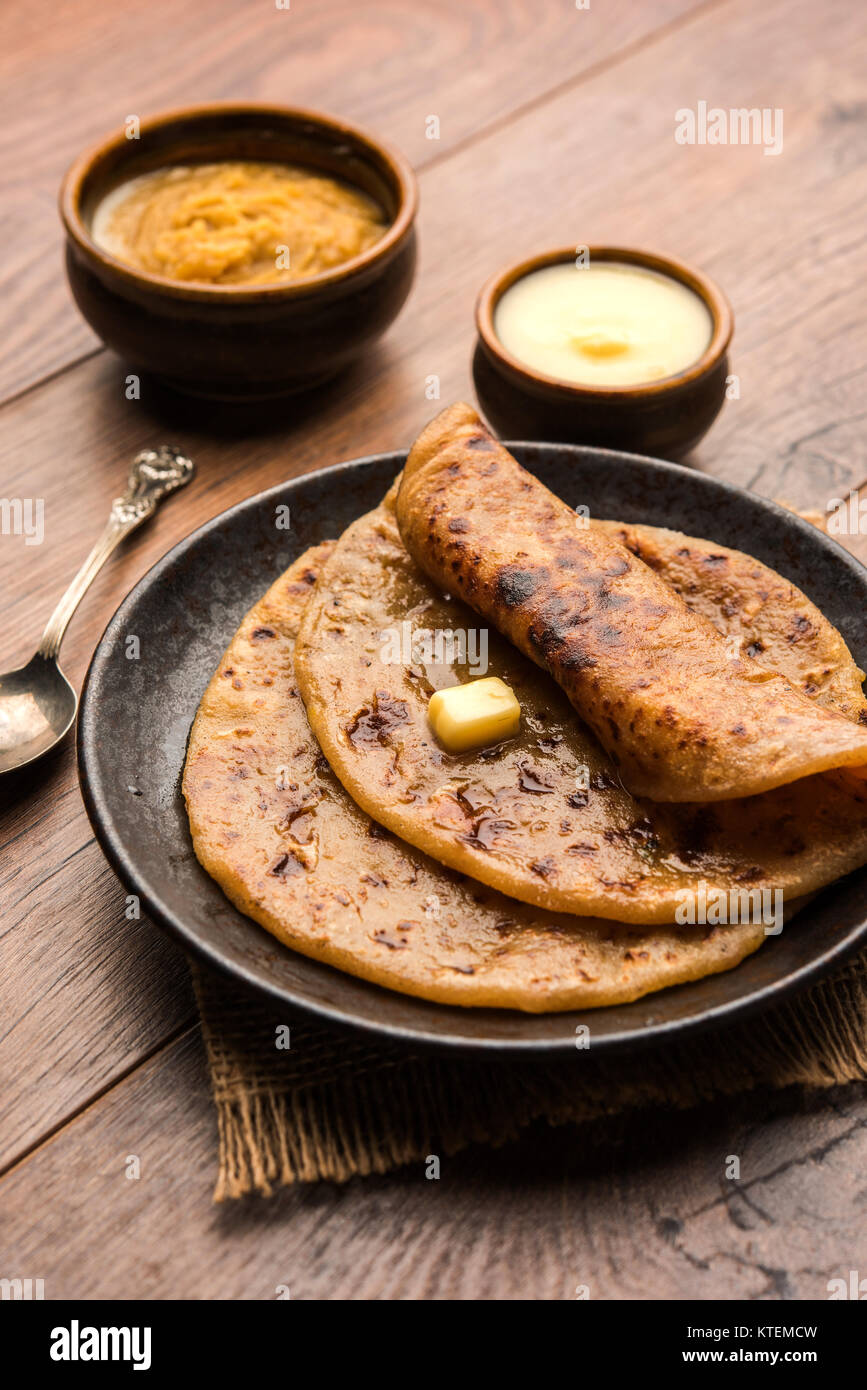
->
395 404 867 802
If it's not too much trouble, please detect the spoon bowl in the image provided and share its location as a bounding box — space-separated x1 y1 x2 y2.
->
0 446 193 779
0 655 77 774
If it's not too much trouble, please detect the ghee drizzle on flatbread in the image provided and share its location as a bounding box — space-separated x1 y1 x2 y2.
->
183 546 773 1011
294 490 867 924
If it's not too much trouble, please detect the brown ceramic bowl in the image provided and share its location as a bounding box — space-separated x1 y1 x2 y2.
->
60 103 418 400
473 246 734 458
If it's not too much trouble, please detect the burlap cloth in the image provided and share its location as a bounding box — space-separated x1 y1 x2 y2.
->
194 499 867 1200
192 952 867 1199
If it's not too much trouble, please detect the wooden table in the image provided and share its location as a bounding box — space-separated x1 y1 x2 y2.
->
2 0 866 1300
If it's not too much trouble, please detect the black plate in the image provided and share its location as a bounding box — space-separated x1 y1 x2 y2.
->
78 445 867 1053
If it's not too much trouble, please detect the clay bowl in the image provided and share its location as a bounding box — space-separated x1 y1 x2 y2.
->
60 103 418 400
473 246 733 458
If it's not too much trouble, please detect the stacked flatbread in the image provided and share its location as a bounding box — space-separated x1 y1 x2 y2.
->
182 404 867 1011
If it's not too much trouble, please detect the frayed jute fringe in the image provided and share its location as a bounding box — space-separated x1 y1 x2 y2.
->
191 952 867 1200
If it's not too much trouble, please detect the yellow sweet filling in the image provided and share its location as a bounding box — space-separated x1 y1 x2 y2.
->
92 161 387 285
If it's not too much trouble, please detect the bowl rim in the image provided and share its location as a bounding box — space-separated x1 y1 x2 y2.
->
59 101 419 304
475 245 734 400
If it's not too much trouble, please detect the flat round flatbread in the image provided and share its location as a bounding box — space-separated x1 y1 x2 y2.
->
293 490 867 924
182 546 771 1011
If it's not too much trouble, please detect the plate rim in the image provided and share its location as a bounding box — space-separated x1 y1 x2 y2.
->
77 442 867 1054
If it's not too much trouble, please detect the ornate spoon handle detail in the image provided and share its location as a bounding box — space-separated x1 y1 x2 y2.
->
37 447 195 661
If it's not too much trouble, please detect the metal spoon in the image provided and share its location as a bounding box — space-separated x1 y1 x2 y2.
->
0 446 194 776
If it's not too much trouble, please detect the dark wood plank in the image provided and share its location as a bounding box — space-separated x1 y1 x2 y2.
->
1 1025 864 1299
0 760 194 1170
0 0 707 401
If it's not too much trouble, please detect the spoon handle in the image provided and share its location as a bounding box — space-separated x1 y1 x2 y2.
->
37 446 195 661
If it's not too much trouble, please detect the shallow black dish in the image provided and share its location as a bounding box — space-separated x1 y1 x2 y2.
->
78 444 867 1053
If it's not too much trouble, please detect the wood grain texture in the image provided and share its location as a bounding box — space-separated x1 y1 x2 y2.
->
1 1026 865 1299
0 0 708 401
0 760 194 1170
2 0 867 1299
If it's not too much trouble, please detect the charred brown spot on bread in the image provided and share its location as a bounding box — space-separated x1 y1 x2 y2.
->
466 434 496 451
371 928 410 950
787 614 813 642
448 518 469 533
604 821 659 853
495 566 541 607
460 815 516 851
346 692 409 749
268 851 305 878
526 594 591 659
517 763 555 793
560 647 598 672
602 554 630 579
453 785 492 816
656 706 678 728
251 625 277 641
530 857 556 878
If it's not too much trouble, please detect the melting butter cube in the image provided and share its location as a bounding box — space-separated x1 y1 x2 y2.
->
428 677 520 753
